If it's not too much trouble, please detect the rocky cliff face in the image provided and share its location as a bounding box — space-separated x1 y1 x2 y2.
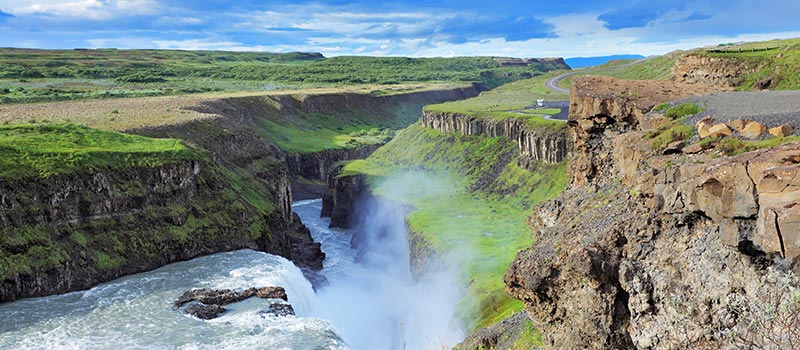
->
0 158 314 302
320 169 366 229
505 76 800 349
286 145 381 200
672 53 759 88
421 111 569 166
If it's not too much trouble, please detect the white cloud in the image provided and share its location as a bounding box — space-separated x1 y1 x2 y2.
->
544 13 607 38
0 0 162 20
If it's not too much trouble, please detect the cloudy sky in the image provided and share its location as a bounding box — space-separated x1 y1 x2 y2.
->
0 0 798 58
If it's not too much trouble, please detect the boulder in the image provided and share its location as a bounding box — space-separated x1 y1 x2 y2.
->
768 124 795 138
683 141 713 154
183 303 226 320
708 123 733 138
662 140 685 155
726 119 749 132
696 117 715 138
741 121 766 139
261 302 296 317
175 286 288 307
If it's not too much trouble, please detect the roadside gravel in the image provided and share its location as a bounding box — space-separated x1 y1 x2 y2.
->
676 91 800 134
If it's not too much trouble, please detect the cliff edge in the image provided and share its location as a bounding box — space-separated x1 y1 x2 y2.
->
505 76 800 349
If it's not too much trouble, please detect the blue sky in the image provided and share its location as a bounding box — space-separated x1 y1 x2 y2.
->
0 0 798 58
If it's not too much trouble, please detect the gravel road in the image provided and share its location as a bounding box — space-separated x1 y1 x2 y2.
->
676 91 800 134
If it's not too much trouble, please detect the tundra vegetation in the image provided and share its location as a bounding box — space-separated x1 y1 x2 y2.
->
0 48 565 104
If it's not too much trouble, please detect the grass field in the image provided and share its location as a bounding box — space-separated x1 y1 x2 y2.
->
425 72 571 129
0 48 568 104
557 55 678 90
0 123 196 178
342 123 568 334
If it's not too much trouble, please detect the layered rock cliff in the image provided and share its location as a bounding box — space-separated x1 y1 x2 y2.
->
0 159 311 302
505 76 800 349
287 145 381 200
421 111 569 166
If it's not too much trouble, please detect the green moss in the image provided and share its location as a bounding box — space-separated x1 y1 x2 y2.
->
509 318 544 350
70 231 88 247
93 252 124 271
0 123 197 179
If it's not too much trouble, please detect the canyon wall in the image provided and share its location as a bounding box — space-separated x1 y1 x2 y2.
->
1 86 479 302
505 76 800 349
421 111 569 166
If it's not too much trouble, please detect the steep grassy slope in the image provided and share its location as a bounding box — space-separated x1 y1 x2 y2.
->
0 48 567 103
342 123 568 335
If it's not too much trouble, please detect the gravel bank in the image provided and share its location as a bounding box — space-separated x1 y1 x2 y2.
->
676 91 800 134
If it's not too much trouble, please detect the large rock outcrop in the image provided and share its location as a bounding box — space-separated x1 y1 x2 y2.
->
421 111 569 166
505 76 800 349
672 53 759 88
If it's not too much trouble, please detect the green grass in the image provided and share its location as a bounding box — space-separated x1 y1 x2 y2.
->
662 102 704 119
341 123 568 330
425 72 571 130
557 55 678 90
0 48 568 104
717 136 800 156
0 123 197 178
646 121 695 151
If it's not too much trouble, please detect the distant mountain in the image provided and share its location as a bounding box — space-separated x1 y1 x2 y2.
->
565 55 645 68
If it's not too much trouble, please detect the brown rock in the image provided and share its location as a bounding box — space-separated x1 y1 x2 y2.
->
681 142 707 154
696 117 715 138
741 121 766 139
708 123 733 138
726 119 749 132
769 124 795 137
662 140 685 155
